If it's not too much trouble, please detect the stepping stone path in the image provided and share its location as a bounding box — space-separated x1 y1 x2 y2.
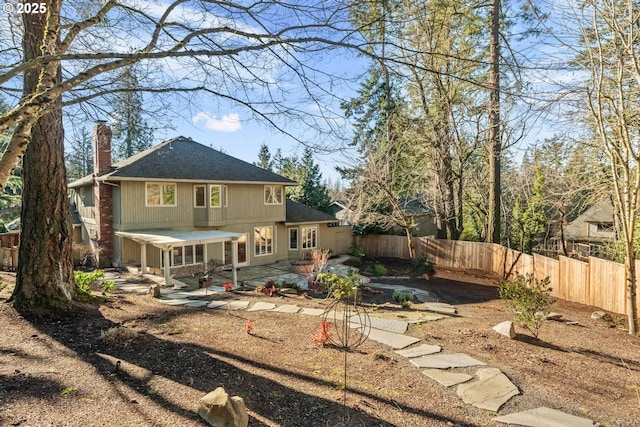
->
270 304 300 314
395 343 442 358
410 352 486 369
247 302 277 312
422 369 472 387
114 274 597 424
457 368 520 412
493 407 596 427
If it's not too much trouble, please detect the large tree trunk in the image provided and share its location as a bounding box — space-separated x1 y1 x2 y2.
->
10 0 75 307
487 0 501 244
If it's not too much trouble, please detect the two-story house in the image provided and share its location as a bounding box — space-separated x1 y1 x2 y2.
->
68 122 351 285
561 199 616 259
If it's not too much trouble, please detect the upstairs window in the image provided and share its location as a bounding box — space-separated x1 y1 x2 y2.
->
210 185 222 207
146 183 176 206
194 185 205 208
264 185 283 205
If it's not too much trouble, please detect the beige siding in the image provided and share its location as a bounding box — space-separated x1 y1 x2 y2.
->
226 184 286 223
119 182 286 230
276 224 352 261
219 222 278 266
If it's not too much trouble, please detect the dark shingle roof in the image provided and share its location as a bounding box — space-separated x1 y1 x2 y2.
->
69 137 296 187
285 199 337 224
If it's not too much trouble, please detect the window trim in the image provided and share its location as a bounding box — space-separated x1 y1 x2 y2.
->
223 185 228 207
254 226 274 257
209 184 222 208
145 182 177 207
194 185 206 208
162 243 205 267
301 226 317 250
288 227 298 251
264 185 283 205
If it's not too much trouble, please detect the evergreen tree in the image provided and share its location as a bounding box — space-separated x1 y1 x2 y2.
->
254 143 273 171
295 149 332 213
110 67 154 161
258 146 331 211
65 127 93 180
511 168 547 254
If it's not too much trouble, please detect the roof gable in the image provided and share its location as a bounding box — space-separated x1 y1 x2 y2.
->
108 137 297 183
70 137 297 186
286 199 336 224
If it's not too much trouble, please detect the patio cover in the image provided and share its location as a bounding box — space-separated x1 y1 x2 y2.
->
115 229 243 287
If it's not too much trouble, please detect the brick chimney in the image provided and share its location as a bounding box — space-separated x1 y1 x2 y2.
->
93 121 114 267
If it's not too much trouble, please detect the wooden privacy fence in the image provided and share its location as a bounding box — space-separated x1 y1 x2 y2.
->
355 235 640 318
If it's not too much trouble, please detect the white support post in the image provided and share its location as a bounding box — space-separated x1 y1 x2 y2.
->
140 243 147 274
232 239 238 287
163 248 171 287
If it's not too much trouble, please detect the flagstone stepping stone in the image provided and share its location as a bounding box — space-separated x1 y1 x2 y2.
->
184 300 209 308
207 301 250 310
457 368 519 412
412 289 437 302
422 369 473 387
117 285 150 294
168 291 202 299
159 298 193 306
206 301 228 309
410 353 486 369
366 283 397 290
271 304 300 314
363 328 421 349
352 315 408 334
493 407 595 427
299 308 325 316
422 303 457 315
395 344 442 358
247 302 277 312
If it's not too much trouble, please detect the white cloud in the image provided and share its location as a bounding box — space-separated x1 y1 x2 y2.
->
193 112 241 132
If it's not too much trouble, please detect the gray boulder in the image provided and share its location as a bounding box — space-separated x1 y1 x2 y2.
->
492 321 515 339
198 387 249 427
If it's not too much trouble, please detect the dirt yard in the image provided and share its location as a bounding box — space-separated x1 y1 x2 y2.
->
1 260 639 427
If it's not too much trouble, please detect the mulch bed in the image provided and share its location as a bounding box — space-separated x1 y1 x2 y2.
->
1 264 639 427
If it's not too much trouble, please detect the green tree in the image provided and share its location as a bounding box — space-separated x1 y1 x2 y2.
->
511 167 547 254
258 146 331 212
295 149 331 213
254 143 273 171
65 127 93 181
110 67 154 161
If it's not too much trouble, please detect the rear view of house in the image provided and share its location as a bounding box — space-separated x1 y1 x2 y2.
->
68 122 351 283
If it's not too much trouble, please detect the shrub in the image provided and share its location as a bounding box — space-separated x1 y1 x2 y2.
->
312 321 333 346
392 289 414 305
100 326 137 344
498 273 555 338
349 244 366 258
414 256 435 275
373 264 388 276
74 270 115 301
316 270 361 300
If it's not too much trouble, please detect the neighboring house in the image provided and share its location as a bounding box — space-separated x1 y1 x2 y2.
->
561 199 616 258
395 197 437 238
328 200 353 226
68 122 351 285
330 196 436 237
